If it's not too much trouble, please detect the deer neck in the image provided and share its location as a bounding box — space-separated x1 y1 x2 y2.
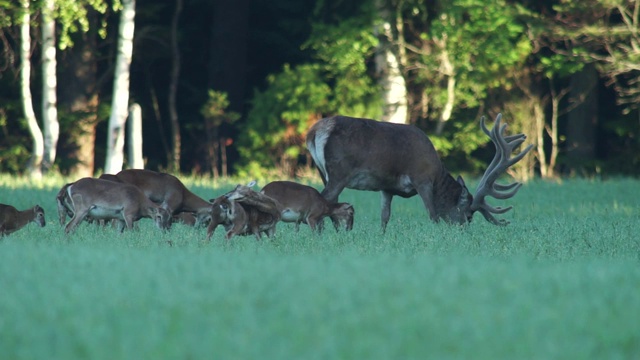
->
433 171 463 218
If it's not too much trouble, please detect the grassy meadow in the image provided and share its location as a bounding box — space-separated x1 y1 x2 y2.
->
0 175 639 359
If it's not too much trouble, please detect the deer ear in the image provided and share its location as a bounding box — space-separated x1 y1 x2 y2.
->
458 186 470 207
456 175 466 187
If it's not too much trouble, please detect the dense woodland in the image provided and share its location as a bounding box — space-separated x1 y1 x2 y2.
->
1 0 639 179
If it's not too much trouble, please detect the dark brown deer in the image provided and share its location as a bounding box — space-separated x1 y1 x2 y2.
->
111 169 212 226
306 113 533 231
63 177 172 234
261 180 354 232
0 204 46 236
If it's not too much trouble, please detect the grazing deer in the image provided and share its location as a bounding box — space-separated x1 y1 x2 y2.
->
207 196 249 240
306 114 533 231
57 178 116 227
109 169 212 226
63 177 172 234
261 181 354 232
221 181 282 239
0 204 46 236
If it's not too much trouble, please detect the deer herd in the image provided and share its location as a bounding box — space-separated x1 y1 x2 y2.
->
1 114 532 240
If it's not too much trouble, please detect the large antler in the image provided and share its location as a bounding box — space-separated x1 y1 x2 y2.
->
470 114 533 225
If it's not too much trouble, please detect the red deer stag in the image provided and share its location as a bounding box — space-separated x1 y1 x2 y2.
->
306 114 533 231
0 204 46 236
63 177 172 234
220 181 281 239
110 169 212 226
261 181 354 232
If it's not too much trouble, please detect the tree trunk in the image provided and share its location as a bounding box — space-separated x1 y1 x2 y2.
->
203 114 219 177
58 13 100 178
434 37 455 135
534 100 548 178
546 85 566 179
41 0 59 173
127 103 144 169
375 0 408 124
104 0 136 174
20 0 43 180
566 63 598 175
221 138 228 177
168 0 183 172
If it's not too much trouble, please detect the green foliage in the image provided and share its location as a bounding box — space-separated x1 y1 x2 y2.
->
237 8 383 177
306 17 382 117
430 120 487 171
0 102 31 175
417 0 532 110
237 64 331 175
1 179 640 358
200 90 240 127
537 54 584 78
53 0 115 49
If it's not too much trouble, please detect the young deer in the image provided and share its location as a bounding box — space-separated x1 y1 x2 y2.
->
207 196 249 240
261 181 354 232
63 177 172 234
0 204 46 236
222 181 281 239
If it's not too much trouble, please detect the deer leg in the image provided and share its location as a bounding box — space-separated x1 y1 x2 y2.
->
380 191 394 233
226 220 245 240
114 220 126 233
56 199 70 226
121 211 135 232
307 216 319 233
318 218 328 233
65 209 88 234
207 220 221 240
265 224 276 238
320 179 347 203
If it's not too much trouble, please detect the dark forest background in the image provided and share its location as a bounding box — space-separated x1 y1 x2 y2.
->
1 0 639 179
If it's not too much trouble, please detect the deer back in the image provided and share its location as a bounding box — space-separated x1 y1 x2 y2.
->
115 169 210 221
261 181 327 215
307 116 445 195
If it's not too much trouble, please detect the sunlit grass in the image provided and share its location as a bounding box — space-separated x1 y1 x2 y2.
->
1 176 639 359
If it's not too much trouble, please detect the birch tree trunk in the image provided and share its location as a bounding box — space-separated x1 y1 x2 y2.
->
104 0 136 174
42 0 59 172
434 37 456 135
20 0 43 179
375 0 408 124
127 103 144 169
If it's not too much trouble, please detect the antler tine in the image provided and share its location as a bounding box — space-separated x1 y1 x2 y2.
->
478 208 510 226
490 182 523 200
471 113 533 222
482 203 513 214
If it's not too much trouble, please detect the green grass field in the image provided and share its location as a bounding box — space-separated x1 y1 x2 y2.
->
1 176 639 359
